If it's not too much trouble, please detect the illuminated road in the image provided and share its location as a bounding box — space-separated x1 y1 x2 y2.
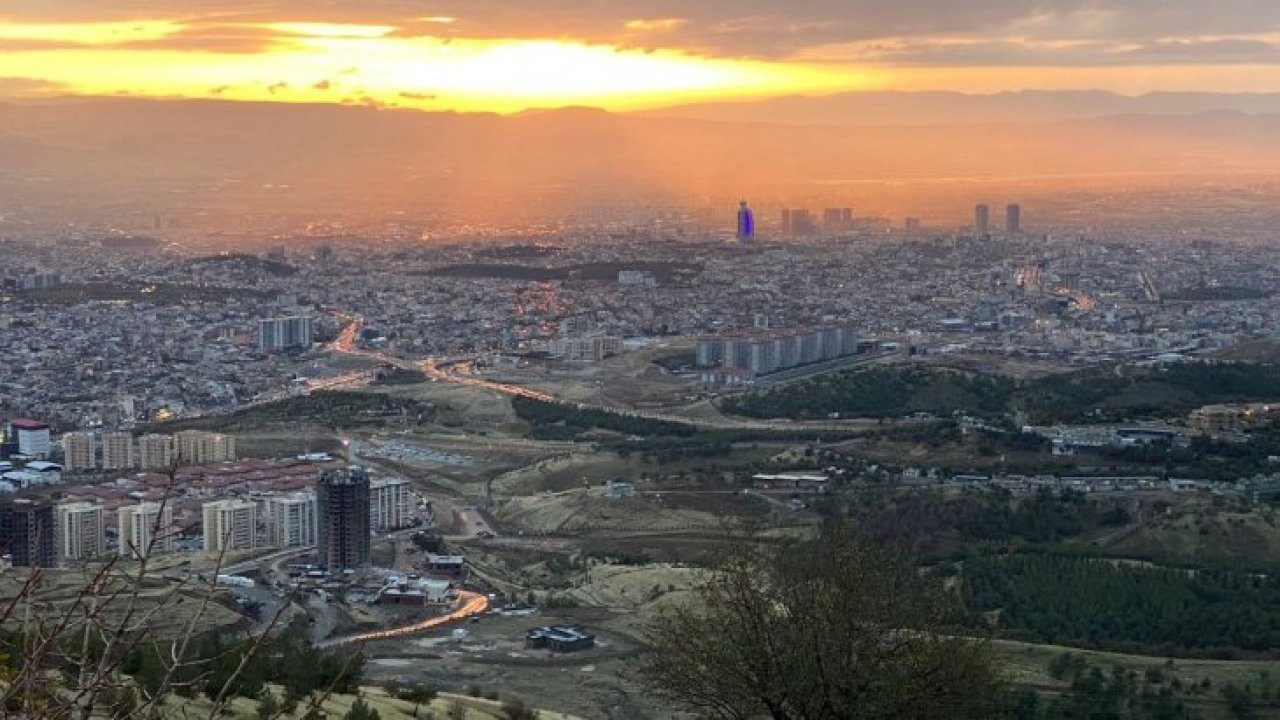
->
330 314 889 432
320 590 489 647
333 314 361 353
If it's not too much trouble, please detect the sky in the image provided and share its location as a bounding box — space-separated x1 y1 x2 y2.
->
6 1 1280 112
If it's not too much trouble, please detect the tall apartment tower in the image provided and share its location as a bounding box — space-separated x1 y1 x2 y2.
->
117 502 173 559
258 316 315 353
202 499 258 553
266 492 317 548
0 499 57 568
101 432 135 470
975 204 991 236
1006 203 1022 234
137 434 175 470
57 501 105 562
62 432 96 472
316 466 371 570
370 478 411 533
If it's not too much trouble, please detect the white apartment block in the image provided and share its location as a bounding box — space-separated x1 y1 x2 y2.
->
101 431 135 470
13 420 51 459
117 502 173 559
137 434 175 470
56 501 105 562
266 491 317 548
370 478 411 533
175 431 236 466
202 498 258 553
62 432 95 472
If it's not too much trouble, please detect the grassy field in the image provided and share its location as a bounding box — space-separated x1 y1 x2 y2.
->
1106 504 1280 572
496 487 736 534
0 567 245 639
162 685 587 719
996 640 1280 719
152 391 436 434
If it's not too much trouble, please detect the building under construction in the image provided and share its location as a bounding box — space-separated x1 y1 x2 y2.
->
316 466 371 570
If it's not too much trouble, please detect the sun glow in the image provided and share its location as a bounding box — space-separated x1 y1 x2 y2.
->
0 19 863 112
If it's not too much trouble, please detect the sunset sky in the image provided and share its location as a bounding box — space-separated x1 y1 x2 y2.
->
7 1 1280 112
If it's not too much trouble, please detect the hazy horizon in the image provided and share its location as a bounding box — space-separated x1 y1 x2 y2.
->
9 3 1280 231
10 1 1280 113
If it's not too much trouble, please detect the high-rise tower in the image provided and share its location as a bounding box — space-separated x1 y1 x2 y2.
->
975 204 991 236
316 466 371 570
0 499 57 567
736 200 755 242
1006 203 1022 234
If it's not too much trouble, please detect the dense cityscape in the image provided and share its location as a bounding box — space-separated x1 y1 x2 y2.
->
9 1 1280 718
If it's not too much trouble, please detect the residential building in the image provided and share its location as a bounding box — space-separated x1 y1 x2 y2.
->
117 502 173 559
316 466 371 569
174 431 236 465
202 498 258 553
548 335 622 363
137 434 175 470
258 316 314 353
62 432 95 472
56 501 105 562
266 491 317 548
370 478 410 533
101 431 135 470
0 499 57 567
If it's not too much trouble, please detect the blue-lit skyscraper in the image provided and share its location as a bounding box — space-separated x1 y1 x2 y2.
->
736 200 755 242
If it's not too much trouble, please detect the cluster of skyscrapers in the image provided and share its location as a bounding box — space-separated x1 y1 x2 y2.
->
975 203 1022 236
779 207 855 236
734 201 1024 239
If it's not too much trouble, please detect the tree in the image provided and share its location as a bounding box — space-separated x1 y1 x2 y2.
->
501 696 539 720
257 690 281 719
345 696 382 720
641 524 1005 719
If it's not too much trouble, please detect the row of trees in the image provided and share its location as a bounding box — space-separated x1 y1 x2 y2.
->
962 554 1280 657
512 396 696 437
724 366 1015 420
638 523 1280 718
836 487 1129 554
724 362 1280 424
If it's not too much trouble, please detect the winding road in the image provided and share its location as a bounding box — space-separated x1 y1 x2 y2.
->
330 316 878 433
320 590 489 647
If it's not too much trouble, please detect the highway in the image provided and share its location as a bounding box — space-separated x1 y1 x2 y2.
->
320 590 489 647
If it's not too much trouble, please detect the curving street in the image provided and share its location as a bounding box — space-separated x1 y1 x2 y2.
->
320 590 489 647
